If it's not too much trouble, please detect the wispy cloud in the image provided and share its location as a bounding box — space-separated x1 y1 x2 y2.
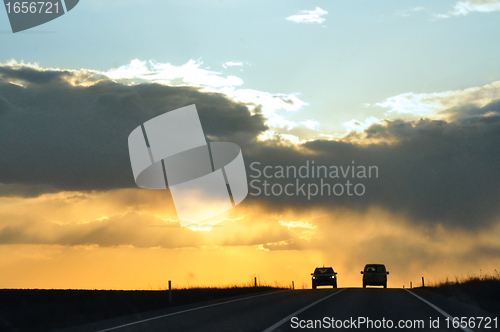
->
222 61 243 69
286 7 328 24
396 6 426 17
435 0 500 19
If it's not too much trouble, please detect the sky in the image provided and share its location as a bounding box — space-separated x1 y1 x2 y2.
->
0 0 500 290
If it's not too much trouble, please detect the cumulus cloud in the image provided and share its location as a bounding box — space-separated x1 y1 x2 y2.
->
245 112 500 229
373 80 500 120
286 7 328 24
0 59 314 135
1 63 500 290
435 0 500 18
1 62 500 231
0 62 267 191
96 59 312 136
0 59 316 143
225 88 309 130
342 116 383 134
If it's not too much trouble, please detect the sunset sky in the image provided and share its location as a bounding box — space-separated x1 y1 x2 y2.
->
1 0 500 290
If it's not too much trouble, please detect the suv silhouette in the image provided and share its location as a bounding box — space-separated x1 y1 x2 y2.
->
361 264 389 288
311 267 337 289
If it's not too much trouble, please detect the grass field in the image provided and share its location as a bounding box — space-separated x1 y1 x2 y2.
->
0 285 285 332
425 270 500 315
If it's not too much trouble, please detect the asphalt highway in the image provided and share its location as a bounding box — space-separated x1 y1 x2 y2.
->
61 288 497 332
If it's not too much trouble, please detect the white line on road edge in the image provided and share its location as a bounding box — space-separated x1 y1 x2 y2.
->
93 290 289 332
405 289 474 332
262 289 346 332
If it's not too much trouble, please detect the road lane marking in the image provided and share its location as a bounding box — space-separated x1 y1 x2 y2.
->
94 290 289 332
262 289 346 332
405 289 474 332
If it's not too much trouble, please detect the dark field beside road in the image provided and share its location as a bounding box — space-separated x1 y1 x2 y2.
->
425 273 500 316
0 286 283 332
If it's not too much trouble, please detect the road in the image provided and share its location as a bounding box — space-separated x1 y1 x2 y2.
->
61 288 497 332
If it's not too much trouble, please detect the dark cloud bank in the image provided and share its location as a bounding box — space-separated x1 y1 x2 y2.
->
0 65 499 230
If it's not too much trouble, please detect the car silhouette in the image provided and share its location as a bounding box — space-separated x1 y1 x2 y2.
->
361 264 389 288
311 267 337 289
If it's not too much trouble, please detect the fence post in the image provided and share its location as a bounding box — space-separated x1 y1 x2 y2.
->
292 281 294 290
254 277 257 288
422 277 425 287
168 280 172 304
410 281 412 289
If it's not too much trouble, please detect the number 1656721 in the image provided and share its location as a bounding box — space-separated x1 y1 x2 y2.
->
5 2 59 14
446 317 497 329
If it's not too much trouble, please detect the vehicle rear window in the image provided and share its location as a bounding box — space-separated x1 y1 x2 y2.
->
365 266 385 272
314 268 333 274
